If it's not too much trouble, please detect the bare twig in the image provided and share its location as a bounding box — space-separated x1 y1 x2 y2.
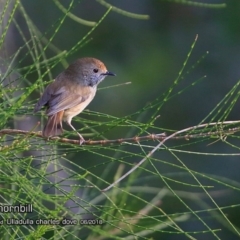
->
0 121 239 146
101 120 240 191
1 121 240 193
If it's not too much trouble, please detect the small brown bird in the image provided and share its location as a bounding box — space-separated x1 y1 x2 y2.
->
34 57 115 144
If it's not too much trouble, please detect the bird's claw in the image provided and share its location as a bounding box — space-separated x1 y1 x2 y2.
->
79 137 85 145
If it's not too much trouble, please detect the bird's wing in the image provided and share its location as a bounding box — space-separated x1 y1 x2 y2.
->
33 81 62 113
46 90 89 116
34 82 91 116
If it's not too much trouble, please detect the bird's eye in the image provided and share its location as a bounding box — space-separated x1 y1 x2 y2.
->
93 68 98 73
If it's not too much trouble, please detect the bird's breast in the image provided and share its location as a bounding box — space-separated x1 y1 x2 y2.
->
63 86 97 122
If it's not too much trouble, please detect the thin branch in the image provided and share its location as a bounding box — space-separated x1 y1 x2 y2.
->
102 120 240 191
0 120 240 146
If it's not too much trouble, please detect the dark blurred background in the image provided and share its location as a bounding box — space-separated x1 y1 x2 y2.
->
9 0 240 239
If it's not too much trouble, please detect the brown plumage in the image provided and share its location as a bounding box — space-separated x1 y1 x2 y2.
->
34 57 116 144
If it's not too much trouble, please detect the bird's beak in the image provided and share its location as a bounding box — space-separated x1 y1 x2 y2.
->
102 71 116 76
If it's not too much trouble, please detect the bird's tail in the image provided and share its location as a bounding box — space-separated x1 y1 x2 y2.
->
42 111 64 137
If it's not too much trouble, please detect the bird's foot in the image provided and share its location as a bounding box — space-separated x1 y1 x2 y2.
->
79 136 85 145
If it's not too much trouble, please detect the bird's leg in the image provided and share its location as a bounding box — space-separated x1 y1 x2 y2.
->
66 121 85 145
